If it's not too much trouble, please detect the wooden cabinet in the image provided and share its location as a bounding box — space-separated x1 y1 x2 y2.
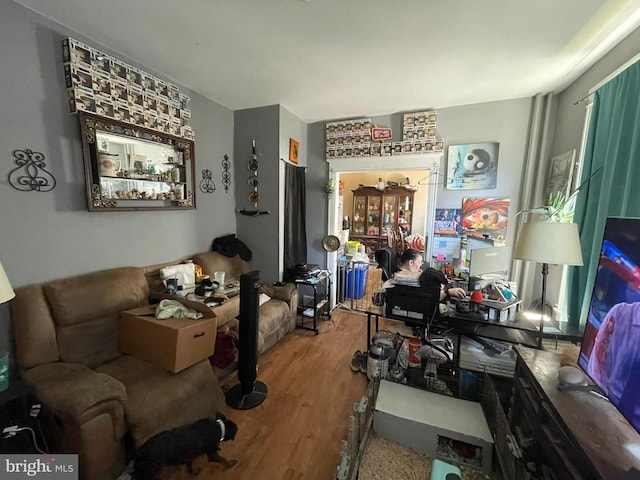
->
351 185 415 254
508 346 640 479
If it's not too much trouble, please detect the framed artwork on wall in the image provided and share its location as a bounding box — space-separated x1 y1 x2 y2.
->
447 142 499 190
461 197 510 245
545 149 575 201
289 138 299 164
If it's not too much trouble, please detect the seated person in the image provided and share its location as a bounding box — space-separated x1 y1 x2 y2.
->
398 248 424 273
398 249 466 301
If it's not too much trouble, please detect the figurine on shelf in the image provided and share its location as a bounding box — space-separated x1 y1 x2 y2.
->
171 166 180 183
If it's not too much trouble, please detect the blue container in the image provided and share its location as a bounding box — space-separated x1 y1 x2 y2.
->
430 459 461 480
345 263 368 299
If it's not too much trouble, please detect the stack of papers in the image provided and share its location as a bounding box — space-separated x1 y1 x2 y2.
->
393 271 421 286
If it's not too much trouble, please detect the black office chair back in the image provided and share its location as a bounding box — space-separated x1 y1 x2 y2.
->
374 247 398 281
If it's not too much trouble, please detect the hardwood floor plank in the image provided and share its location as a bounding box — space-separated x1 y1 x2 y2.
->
172 309 368 480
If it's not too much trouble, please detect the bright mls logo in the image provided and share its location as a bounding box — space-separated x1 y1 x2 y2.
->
2 455 78 479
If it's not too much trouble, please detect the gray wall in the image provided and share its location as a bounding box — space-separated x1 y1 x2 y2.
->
307 98 532 268
0 2 236 353
306 121 330 267
234 105 281 280
232 105 308 281
551 26 640 165
279 106 307 167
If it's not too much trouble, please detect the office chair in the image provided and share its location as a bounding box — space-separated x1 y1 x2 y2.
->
374 246 398 281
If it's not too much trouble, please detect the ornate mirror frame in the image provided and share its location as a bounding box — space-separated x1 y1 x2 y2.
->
78 112 196 211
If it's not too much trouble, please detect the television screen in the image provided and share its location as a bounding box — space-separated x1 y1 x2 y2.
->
578 217 640 434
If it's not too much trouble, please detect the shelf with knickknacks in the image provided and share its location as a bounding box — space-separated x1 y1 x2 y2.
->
79 112 196 211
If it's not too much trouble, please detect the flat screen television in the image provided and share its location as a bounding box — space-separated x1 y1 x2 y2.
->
578 217 640 434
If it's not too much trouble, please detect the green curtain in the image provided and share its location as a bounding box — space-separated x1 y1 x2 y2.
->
568 60 640 329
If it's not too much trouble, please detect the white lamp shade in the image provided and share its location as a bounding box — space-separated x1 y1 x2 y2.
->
0 261 15 304
513 222 584 266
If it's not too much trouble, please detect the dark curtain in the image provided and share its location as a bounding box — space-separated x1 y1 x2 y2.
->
284 163 307 270
567 60 640 329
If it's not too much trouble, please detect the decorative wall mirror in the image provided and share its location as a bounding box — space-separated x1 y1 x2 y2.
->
78 112 196 211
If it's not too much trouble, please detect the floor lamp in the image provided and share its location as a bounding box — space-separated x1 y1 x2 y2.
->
513 222 583 349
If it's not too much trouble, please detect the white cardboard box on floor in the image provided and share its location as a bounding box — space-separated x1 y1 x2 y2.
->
458 335 516 378
373 379 493 474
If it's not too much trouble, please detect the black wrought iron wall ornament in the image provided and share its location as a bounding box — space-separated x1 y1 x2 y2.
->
199 169 216 193
8 149 56 192
221 154 231 193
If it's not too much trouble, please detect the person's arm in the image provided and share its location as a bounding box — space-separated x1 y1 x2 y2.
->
441 283 466 300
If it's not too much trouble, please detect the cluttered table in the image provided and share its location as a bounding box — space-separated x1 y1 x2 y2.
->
365 294 584 351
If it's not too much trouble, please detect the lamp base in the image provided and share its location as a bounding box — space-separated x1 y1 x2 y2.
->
226 381 268 410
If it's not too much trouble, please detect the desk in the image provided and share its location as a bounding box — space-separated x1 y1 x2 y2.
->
446 308 539 348
366 304 542 350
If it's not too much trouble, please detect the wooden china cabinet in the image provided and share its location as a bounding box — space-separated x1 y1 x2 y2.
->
351 185 415 254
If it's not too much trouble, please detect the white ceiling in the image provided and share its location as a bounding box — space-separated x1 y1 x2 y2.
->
14 0 640 123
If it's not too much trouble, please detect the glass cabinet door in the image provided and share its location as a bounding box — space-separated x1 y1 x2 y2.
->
352 195 367 234
398 194 413 235
382 195 397 235
367 195 381 236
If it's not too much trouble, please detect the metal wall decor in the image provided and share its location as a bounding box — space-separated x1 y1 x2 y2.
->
248 138 260 208
9 149 56 192
221 154 231 193
237 138 270 216
199 169 216 193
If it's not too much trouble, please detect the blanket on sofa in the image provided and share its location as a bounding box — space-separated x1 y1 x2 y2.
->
211 234 252 261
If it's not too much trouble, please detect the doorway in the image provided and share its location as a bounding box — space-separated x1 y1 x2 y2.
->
326 154 443 307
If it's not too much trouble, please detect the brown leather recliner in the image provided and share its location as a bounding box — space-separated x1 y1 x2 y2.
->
11 267 224 480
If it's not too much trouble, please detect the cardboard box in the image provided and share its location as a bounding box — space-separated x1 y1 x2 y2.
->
120 299 216 373
374 380 493 475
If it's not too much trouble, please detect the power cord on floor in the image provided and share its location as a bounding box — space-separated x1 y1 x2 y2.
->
2 426 48 454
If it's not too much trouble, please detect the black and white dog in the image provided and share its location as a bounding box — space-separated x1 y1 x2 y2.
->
133 413 238 479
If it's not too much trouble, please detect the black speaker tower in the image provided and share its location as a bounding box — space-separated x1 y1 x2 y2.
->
226 270 268 409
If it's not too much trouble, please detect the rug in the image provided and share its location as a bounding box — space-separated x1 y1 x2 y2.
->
359 432 493 480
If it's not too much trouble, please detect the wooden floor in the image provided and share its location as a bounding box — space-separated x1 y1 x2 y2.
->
166 307 576 480
173 308 369 480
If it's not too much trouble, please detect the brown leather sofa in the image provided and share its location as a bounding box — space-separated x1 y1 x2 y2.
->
10 252 297 480
189 251 298 380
